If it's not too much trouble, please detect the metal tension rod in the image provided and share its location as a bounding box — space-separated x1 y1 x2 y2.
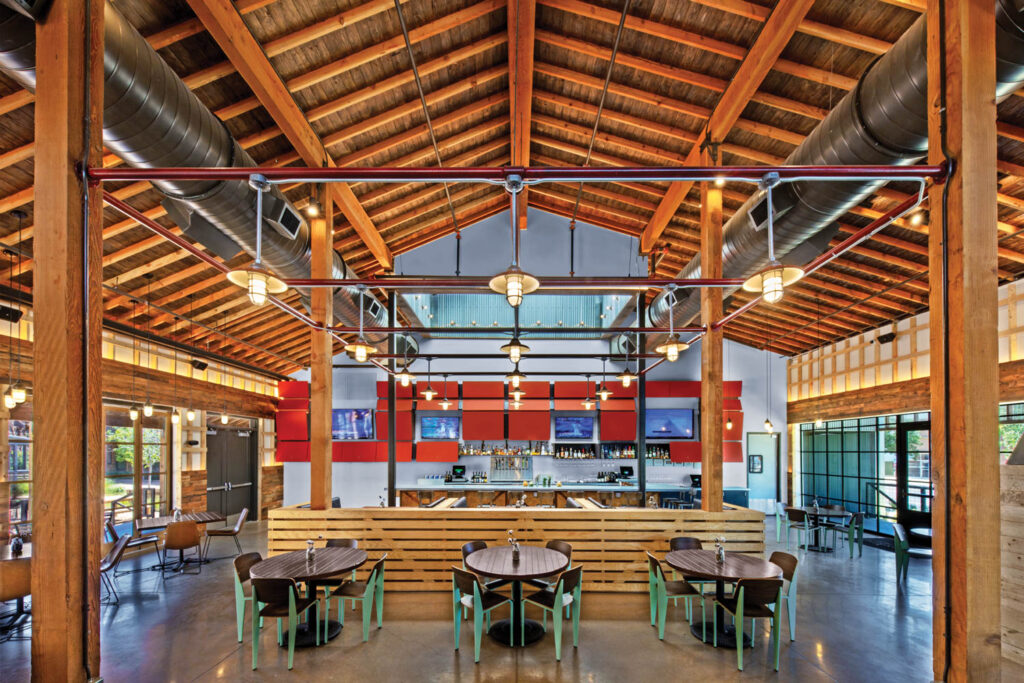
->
285 276 746 289
327 325 704 335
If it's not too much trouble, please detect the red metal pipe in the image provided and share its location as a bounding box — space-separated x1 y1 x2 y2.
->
285 277 747 289
88 164 949 184
711 191 924 332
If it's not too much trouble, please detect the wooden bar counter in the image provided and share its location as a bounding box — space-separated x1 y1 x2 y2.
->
267 504 765 593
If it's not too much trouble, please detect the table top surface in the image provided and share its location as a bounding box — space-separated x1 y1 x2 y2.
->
665 549 782 582
137 510 227 531
465 545 569 581
250 547 368 582
0 541 31 561
787 506 853 519
910 527 933 536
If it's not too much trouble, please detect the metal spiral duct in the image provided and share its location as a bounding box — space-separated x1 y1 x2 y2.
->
0 1 395 347
646 0 1024 345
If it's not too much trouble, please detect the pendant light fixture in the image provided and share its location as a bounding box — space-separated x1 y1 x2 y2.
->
489 178 539 307
130 298 141 421
741 173 803 304
2 231 19 410
501 308 530 363
654 285 688 361
597 358 613 401
814 300 824 429
511 399 523 410
9 211 25 404
420 357 437 401
221 412 229 425
505 363 526 389
395 345 415 387
226 175 287 306
616 333 638 388
345 286 377 362
142 278 154 418
511 387 525 402
581 375 595 410
438 374 452 410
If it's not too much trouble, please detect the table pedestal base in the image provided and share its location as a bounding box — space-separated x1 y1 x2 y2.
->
803 545 834 553
279 620 342 648
691 621 752 649
489 617 545 647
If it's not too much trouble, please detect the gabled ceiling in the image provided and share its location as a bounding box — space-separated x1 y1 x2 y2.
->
1 0 1023 375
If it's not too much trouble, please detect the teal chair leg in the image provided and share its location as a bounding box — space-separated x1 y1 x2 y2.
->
773 598 782 671
276 618 283 646
750 618 756 648
472 602 482 663
452 590 461 651
786 596 796 641
541 610 547 632
657 588 668 640
361 598 372 642
251 598 260 670
572 590 581 647
712 606 717 647
648 577 657 626
287 612 297 670
338 597 345 626
553 604 563 661
235 591 246 643
486 610 491 631
375 575 385 628
735 610 745 671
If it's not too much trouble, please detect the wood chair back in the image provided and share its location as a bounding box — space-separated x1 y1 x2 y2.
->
768 551 798 584
461 540 487 561
367 554 388 584
230 508 249 534
669 536 702 551
546 540 572 562
451 566 480 596
557 565 583 595
99 535 130 574
233 552 263 584
893 523 909 546
326 538 358 549
165 520 201 551
645 551 665 581
252 577 299 607
786 508 807 523
735 578 784 607
104 519 120 543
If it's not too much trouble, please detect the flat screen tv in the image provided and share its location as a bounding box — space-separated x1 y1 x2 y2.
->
645 408 694 439
332 408 374 440
554 416 594 440
421 416 460 440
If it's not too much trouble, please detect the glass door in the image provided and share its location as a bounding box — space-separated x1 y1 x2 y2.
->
897 419 932 533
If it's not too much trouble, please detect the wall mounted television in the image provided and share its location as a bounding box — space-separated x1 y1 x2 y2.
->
645 408 695 439
332 408 375 440
421 416 460 440
554 416 594 440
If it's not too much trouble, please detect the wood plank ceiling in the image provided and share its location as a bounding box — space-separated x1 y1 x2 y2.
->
1 0 1023 372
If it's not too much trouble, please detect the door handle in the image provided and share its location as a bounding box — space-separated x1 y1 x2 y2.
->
232 482 252 488
225 481 232 492
206 485 226 492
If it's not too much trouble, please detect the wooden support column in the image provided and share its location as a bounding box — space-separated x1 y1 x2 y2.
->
927 0 1001 679
700 151 724 513
31 0 104 678
508 0 535 231
310 184 333 510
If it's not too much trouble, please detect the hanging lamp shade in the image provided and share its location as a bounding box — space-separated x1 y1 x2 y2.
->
581 398 595 410
226 266 287 307
186 408 196 423
741 262 803 304
764 418 774 433
511 388 525 402
500 337 530 363
221 413 229 425
143 401 154 418
395 367 415 387
489 265 539 307
129 405 140 421
616 370 638 388
655 334 689 362
510 400 523 410
597 385 613 401
505 366 527 388
421 386 437 401
345 339 377 363
10 383 26 404
3 388 16 410
171 411 181 425
726 416 734 430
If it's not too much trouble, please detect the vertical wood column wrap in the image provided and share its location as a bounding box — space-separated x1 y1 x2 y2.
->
926 1 1001 679
310 184 333 510
700 152 724 513
31 0 105 678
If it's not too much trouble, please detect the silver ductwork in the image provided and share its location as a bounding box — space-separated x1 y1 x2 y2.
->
647 0 1024 341
0 1 389 343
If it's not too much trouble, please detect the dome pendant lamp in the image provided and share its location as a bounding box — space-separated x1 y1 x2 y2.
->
227 175 288 306
344 286 377 363
489 176 539 307
438 374 452 410
420 358 437 402
654 285 689 362
741 173 803 304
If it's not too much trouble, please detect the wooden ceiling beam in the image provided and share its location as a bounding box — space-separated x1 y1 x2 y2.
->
187 0 392 269
640 0 815 253
508 0 536 231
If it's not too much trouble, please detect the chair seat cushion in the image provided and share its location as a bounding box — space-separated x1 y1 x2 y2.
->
523 588 574 610
259 596 318 618
663 579 700 597
460 589 510 612
206 528 238 537
331 581 369 598
717 596 775 619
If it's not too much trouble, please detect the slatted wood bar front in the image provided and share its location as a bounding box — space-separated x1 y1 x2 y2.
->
267 505 765 593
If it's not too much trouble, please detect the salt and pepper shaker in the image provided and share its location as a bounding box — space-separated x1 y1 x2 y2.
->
306 539 316 563
10 534 23 557
508 529 520 563
173 507 182 522
714 536 726 563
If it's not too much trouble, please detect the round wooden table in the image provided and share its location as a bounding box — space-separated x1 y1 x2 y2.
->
250 547 367 648
665 549 781 649
786 506 852 552
465 545 569 647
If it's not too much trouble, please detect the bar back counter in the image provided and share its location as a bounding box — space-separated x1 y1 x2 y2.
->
267 504 765 593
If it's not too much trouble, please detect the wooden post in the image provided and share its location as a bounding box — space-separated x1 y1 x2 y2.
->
387 293 396 507
700 150 724 513
927 0 1001 679
637 296 647 504
0 387 9 541
309 184 333 510
31 0 104 678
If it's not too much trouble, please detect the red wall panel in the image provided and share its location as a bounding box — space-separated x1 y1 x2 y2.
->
508 411 550 440
669 441 701 463
276 411 308 441
277 441 310 462
723 412 744 441
615 382 638 398
674 381 701 397
278 380 309 398
376 399 414 412
512 399 550 411
376 382 414 398
375 412 412 441
416 441 459 462
723 442 744 463
376 442 413 462
599 398 635 411
600 412 636 441
461 399 505 411
553 381 596 398
646 381 672 397
724 381 742 398
723 398 742 411
463 412 504 440
277 398 310 412
518 381 551 398
461 381 505 398
553 399 595 411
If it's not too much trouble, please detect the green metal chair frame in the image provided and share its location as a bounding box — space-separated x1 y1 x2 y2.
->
451 566 513 662
646 552 703 641
312 539 360 612
232 552 263 643
668 537 714 600
786 508 820 551
769 551 799 641
323 554 387 642
828 511 865 558
522 565 583 661
893 523 910 582
713 579 784 671
775 501 788 543
250 577 320 671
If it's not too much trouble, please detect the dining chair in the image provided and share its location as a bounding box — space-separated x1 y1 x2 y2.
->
451 566 513 662
829 511 865 558
99 535 130 604
310 539 360 612
203 507 248 561
775 501 788 542
786 508 819 551
461 540 487 567
713 578 785 671
522 565 583 661
162 520 202 575
667 537 713 606
768 551 799 641
323 554 387 642
250 578 320 671
534 540 573 616
232 552 263 643
893 523 910 582
646 552 703 641
105 519 160 576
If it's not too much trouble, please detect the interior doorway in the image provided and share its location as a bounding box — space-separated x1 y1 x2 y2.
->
747 432 780 514
206 417 257 519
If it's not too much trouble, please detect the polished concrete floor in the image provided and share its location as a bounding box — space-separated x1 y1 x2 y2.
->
1 518 935 682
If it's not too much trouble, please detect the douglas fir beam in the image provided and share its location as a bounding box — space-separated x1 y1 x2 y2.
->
508 0 535 230
700 151 724 513
310 184 333 510
927 0 1002 679
31 0 105 678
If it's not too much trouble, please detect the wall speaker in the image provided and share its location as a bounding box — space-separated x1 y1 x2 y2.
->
0 304 23 323
876 332 897 344
190 359 208 371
